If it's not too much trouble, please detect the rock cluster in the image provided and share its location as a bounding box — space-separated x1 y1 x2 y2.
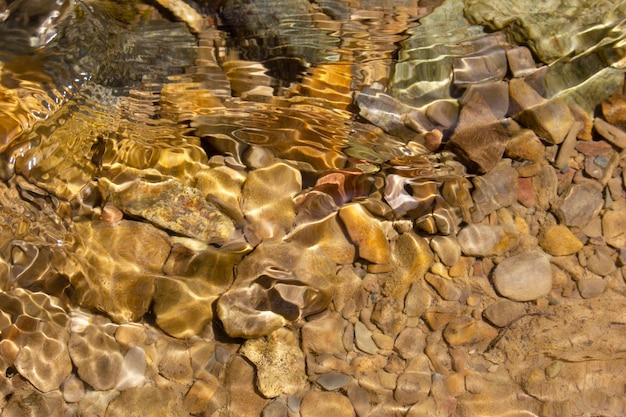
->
0 1 625 417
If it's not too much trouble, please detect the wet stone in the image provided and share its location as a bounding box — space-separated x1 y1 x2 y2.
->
446 124 510 175
457 224 518 257
443 316 477 346
430 235 461 267
593 118 626 150
339 203 390 265
394 327 426 360
240 328 308 398
493 250 552 301
471 159 518 222
425 273 462 301
316 372 351 391
506 46 536 78
104 386 186 417
394 371 431 406
68 326 123 391
300 391 355 417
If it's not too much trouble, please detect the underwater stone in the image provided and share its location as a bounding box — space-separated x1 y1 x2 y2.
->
339 203 390 265
241 328 307 398
68 326 123 391
493 250 552 301
554 181 604 228
101 178 236 244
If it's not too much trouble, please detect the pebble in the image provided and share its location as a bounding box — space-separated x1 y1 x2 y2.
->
517 177 535 207
457 224 517 257
354 320 379 355
593 117 626 149
301 314 346 355
300 391 356 417
316 372 351 391
68 326 123 391
339 203 390 265
577 276 608 299
482 299 526 327
443 317 477 346
425 273 462 301
538 224 583 256
602 210 626 248
492 250 552 301
586 247 616 276
430 235 461 267
555 181 604 228
394 371 431 405
471 159 518 222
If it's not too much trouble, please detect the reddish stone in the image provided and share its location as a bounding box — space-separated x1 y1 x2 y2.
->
575 140 613 157
517 177 535 208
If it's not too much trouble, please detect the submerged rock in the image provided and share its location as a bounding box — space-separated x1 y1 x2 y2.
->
101 178 236 245
492 250 552 301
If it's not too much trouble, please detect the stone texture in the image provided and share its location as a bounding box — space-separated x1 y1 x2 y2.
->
471 159 518 222
555 181 604 228
240 328 307 398
603 210 626 248
443 317 477 346
339 203 390 265
105 386 186 417
538 224 584 256
493 250 552 301
430 235 461 267
457 224 518 257
394 371 431 405
593 117 626 149
300 391 356 417
68 326 123 391
446 125 510 174
482 299 527 327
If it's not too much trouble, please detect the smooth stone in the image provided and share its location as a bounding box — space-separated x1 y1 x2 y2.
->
153 276 217 338
555 181 604 228
157 342 193 384
458 82 509 120
183 379 225 416
116 346 147 390
62 374 85 403
316 372 351 391
430 235 461 267
453 48 508 86
240 328 307 398
371 296 406 337
104 386 185 417
425 273 462 301
518 100 574 145
538 224 583 256
601 93 626 128
196 167 245 223
300 391 356 417
493 250 552 301
426 100 459 128
577 276 608 299
586 247 617 276
443 317 477 346
394 371 431 405
457 224 518 257
68 326 123 391
404 282 432 318
221 355 269 416
242 162 302 241
338 203 390 265
482 299 526 327
471 159 518 222
602 210 626 248
301 314 346 355
394 327 426 360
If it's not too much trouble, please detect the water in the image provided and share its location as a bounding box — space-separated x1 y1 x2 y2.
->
0 0 625 416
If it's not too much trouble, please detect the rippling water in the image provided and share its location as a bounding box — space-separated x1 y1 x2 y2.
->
1 0 626 416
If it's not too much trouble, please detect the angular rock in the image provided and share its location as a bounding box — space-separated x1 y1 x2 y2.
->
586 247 617 276
394 327 427 360
241 328 307 398
493 250 552 301
601 93 626 129
505 129 545 177
301 314 346 355
183 379 225 416
516 100 574 145
394 371 431 406
354 320 378 355
555 181 604 228
453 48 508 86
471 159 518 222
532 164 558 211
538 224 583 256
447 123 510 174
506 46 537 78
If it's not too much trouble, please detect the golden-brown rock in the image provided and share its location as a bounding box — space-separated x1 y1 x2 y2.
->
538 224 583 256
339 203 390 265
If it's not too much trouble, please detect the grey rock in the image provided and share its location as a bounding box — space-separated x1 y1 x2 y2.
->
586 247 617 276
577 276 608 299
316 372 351 391
471 159 519 222
354 320 379 355
555 181 604 228
493 250 552 301
457 224 517 257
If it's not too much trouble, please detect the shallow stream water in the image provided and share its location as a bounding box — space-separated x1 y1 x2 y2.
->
0 1 625 416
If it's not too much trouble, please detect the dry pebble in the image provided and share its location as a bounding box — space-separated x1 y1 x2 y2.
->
493 250 552 301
